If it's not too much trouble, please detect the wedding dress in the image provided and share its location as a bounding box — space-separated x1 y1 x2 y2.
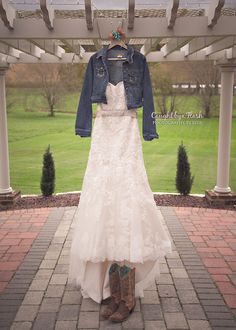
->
68 81 172 303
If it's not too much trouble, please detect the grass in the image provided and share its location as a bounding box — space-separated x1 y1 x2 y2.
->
6 88 236 195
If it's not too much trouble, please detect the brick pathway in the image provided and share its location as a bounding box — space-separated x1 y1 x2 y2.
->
0 208 53 293
174 207 236 313
0 205 235 330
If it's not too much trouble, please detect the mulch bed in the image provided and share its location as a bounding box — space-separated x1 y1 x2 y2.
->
2 192 236 211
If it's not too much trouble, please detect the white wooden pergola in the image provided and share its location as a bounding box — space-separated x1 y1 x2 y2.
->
0 0 236 206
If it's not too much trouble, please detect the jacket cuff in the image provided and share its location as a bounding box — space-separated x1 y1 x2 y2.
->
75 128 91 137
143 133 159 141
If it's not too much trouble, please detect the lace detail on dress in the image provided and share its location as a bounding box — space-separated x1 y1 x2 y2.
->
68 78 173 303
69 80 172 264
96 81 137 118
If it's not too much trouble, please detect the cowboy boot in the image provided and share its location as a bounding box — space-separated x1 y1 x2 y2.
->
109 264 136 323
101 263 121 319
101 297 111 305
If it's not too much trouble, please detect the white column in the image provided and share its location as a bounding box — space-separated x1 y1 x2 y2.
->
0 64 13 194
214 65 236 193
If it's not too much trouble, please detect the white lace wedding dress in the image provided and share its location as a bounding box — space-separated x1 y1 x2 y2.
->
68 81 172 303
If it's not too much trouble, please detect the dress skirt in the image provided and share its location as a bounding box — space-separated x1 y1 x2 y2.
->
68 82 172 303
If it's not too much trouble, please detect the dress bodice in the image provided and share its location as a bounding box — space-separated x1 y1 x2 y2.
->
96 81 137 118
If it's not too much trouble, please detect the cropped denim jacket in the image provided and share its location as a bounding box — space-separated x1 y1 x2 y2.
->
75 44 159 141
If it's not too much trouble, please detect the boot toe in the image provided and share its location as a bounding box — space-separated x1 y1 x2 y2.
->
101 310 112 319
109 301 132 323
109 311 126 323
101 302 119 319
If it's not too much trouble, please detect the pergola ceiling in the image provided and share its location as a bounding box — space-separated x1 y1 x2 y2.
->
0 0 236 64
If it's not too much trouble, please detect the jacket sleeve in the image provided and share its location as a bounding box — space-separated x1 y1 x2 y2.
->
142 57 159 141
75 56 93 137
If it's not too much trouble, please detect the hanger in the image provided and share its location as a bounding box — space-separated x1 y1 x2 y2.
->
107 27 127 61
108 39 127 50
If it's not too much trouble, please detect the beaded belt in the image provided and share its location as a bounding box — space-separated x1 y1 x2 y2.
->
95 105 137 118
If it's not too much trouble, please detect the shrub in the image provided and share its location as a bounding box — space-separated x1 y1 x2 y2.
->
175 142 194 195
40 144 55 196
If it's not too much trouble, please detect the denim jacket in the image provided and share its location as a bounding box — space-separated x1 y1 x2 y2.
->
75 44 159 141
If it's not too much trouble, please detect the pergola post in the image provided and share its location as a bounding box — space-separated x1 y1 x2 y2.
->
0 63 21 209
205 64 236 205
0 64 11 194
215 65 235 193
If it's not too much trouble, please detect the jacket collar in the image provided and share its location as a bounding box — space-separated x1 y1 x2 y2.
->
96 44 134 64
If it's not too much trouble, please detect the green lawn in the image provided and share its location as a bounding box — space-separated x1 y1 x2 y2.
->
6 88 236 195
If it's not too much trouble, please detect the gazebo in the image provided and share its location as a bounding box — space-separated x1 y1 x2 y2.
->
0 0 236 207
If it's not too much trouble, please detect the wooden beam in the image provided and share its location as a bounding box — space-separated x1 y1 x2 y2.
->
207 0 225 28
205 36 236 55
70 43 86 59
140 38 162 56
60 39 86 58
30 39 65 58
181 36 224 56
85 0 93 30
162 37 192 57
1 17 236 39
166 0 179 29
147 49 230 62
128 0 135 30
1 49 233 64
78 44 86 58
0 39 43 58
58 39 74 53
226 45 236 60
20 52 58 62
40 0 54 31
0 42 20 58
0 0 15 30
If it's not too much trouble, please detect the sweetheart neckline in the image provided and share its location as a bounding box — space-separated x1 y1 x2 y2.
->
107 81 123 87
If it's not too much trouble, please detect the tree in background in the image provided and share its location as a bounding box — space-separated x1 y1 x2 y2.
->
31 62 87 116
151 63 179 115
40 145 55 196
187 61 220 118
175 142 194 195
59 62 86 92
32 64 65 117
5 86 17 113
5 65 20 113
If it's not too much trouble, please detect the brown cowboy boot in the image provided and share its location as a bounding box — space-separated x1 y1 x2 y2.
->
101 263 121 319
101 297 111 305
109 264 136 323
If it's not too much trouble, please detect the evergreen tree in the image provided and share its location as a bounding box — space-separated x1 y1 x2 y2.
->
40 144 55 196
175 142 194 195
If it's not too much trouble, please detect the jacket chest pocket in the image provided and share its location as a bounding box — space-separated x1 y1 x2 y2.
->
95 65 105 78
127 69 141 84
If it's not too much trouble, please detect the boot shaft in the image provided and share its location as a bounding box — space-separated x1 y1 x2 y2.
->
109 263 121 303
119 265 136 310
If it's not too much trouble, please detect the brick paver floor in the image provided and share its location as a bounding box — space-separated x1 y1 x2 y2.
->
0 205 235 330
174 207 236 312
0 208 53 293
